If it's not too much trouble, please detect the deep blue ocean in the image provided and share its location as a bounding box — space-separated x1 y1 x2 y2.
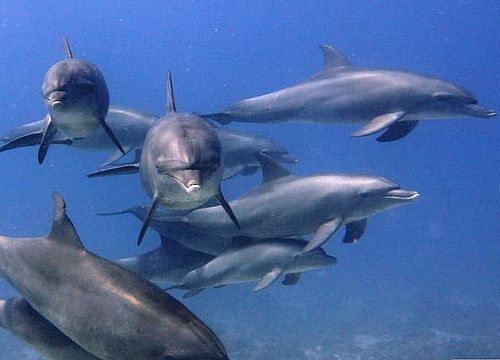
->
0 1 499 359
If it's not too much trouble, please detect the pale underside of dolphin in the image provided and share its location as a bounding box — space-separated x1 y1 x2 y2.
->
205 44 495 141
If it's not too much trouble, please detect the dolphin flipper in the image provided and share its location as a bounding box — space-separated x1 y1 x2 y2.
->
215 188 241 230
99 146 133 168
0 132 43 153
376 120 419 142
183 289 204 298
343 219 367 243
38 115 58 164
254 268 283 291
99 117 125 155
303 217 343 253
201 113 233 125
351 111 406 138
137 195 160 246
87 162 140 178
282 273 301 286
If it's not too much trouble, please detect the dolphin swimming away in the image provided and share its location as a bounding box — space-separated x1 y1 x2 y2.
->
0 193 229 359
154 153 419 253
38 37 124 163
170 237 337 297
0 297 100 359
206 44 496 141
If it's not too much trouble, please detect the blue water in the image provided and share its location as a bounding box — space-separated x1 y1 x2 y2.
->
0 1 499 359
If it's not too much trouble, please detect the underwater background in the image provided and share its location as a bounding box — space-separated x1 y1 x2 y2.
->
0 1 498 359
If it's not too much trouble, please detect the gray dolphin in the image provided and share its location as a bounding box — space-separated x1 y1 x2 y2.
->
39 37 124 163
156 153 419 253
170 237 337 297
93 72 239 246
0 297 100 359
0 106 156 167
0 193 229 359
206 44 495 141
115 235 214 284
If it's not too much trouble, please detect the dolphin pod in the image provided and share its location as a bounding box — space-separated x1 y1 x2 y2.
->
206 44 495 141
0 193 228 360
1 37 490 358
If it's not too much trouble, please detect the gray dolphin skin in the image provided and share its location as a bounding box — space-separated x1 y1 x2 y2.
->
158 154 419 253
206 44 496 141
39 37 124 163
0 297 100 359
0 193 229 360
115 72 240 246
171 237 337 297
115 235 214 284
0 106 156 167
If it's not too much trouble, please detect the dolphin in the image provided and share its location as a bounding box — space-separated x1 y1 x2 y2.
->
205 44 496 141
153 153 419 253
0 297 100 359
0 106 156 167
170 237 337 297
0 193 229 360
91 72 240 246
39 37 124 163
115 235 214 284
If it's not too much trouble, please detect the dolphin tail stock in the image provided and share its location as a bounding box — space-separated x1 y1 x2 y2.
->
200 113 233 125
96 206 147 217
38 115 58 164
164 285 204 298
215 187 241 230
99 116 126 155
137 195 160 247
87 162 140 178
302 217 343 253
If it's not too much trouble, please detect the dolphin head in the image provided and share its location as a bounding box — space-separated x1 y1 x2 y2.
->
41 60 106 115
292 247 337 272
410 77 496 119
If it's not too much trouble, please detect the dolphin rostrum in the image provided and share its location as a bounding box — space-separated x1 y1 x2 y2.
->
206 44 495 141
169 237 337 297
0 193 229 359
152 153 419 253
91 72 240 246
0 296 100 359
39 37 124 163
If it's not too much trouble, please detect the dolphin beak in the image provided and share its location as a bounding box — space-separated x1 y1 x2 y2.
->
384 189 419 202
279 154 299 164
464 104 496 118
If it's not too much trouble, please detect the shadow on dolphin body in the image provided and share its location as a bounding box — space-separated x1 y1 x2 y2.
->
0 193 229 360
38 37 124 163
0 297 100 359
205 44 495 141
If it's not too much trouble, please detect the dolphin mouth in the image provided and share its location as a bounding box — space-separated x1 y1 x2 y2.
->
164 173 201 194
464 104 496 118
383 189 419 201
51 100 64 110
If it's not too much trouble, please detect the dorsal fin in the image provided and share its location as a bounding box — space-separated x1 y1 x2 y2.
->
48 193 84 249
256 152 292 184
319 44 352 71
62 36 73 59
167 71 177 113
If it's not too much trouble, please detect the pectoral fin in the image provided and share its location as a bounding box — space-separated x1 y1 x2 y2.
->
38 115 58 164
0 132 43 153
254 268 283 291
215 187 241 230
376 120 419 142
351 111 406 138
343 218 367 243
137 195 160 246
183 289 204 298
282 273 301 286
99 146 133 167
87 162 139 178
99 116 125 155
302 218 343 253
